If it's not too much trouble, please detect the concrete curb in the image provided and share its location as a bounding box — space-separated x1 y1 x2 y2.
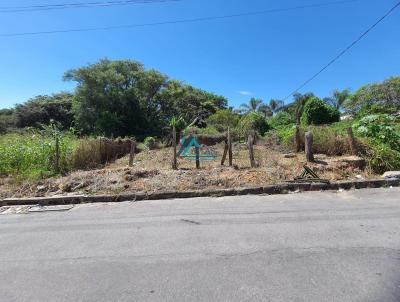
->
1 179 399 207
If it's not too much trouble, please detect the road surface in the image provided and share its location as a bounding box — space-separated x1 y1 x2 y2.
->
1 188 400 302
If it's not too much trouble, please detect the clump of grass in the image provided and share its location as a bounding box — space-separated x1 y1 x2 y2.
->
72 138 102 170
0 130 77 180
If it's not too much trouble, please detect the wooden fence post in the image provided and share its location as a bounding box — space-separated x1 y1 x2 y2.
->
172 126 178 170
55 136 60 173
305 131 314 162
195 145 200 169
221 140 228 165
347 127 358 155
295 125 301 152
228 127 233 166
248 130 256 168
129 139 136 167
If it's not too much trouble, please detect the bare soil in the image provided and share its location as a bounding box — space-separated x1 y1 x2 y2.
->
0 144 375 199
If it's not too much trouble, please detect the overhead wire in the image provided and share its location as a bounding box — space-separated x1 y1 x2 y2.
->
282 1 400 101
0 0 359 37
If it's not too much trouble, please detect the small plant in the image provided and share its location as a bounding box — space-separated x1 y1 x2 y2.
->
143 136 156 150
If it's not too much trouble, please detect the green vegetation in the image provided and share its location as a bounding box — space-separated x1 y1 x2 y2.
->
0 130 77 180
300 97 340 125
1 58 400 181
239 111 270 137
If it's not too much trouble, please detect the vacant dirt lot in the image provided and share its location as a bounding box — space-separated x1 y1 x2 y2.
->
0 143 375 199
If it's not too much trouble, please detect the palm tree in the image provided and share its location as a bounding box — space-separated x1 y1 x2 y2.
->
258 104 273 118
269 99 284 114
293 92 314 125
239 98 263 114
324 89 351 110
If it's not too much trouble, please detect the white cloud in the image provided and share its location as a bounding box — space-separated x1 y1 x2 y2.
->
238 90 253 96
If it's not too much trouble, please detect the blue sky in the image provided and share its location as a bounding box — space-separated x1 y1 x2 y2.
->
0 0 399 109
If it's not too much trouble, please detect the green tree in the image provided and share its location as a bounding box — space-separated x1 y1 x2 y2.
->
324 89 351 110
14 92 74 130
0 108 16 133
301 97 340 125
239 98 263 113
269 99 284 114
289 92 315 125
64 59 167 137
157 80 227 127
344 77 400 113
207 109 240 132
239 111 270 136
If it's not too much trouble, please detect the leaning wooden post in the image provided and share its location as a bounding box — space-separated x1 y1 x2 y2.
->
129 139 136 167
195 145 200 169
172 126 178 170
55 136 60 173
248 130 256 168
228 127 233 166
295 125 301 152
305 131 314 162
347 127 358 155
221 138 228 166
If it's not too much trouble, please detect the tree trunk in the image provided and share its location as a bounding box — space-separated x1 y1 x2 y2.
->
248 131 256 168
221 141 228 165
129 139 136 167
305 131 314 162
228 127 233 166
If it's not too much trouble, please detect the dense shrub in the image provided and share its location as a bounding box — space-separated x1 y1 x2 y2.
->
269 112 294 129
207 109 240 132
301 97 340 125
238 111 270 136
355 103 397 119
353 114 400 151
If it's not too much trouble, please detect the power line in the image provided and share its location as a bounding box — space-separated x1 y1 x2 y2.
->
283 1 400 101
0 0 180 13
0 0 358 37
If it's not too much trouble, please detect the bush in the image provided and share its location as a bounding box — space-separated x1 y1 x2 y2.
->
353 114 400 151
269 112 294 129
238 111 270 136
301 97 340 125
182 126 220 136
274 124 296 146
143 136 156 149
355 103 397 119
207 109 240 132
366 143 400 174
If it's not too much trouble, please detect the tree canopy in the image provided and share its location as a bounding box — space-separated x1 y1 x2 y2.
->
344 77 400 113
64 59 227 138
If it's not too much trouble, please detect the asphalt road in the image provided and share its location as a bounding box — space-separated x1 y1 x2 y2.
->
1 188 400 302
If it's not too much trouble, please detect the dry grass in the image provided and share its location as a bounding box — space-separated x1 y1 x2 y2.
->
0 143 376 199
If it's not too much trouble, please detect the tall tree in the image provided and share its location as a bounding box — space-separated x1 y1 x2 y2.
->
14 92 74 130
64 59 227 138
324 89 350 110
344 77 400 113
239 98 263 113
292 92 315 125
269 99 284 114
